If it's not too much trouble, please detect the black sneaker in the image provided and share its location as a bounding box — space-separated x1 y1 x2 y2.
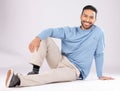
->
27 70 39 75
5 69 20 88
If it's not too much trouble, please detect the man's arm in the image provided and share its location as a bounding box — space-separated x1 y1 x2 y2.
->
94 31 105 78
94 31 114 80
37 27 70 40
28 27 70 52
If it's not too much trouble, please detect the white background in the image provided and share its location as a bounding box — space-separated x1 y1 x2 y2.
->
0 0 120 75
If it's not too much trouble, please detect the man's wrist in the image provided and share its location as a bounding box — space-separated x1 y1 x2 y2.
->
35 37 41 41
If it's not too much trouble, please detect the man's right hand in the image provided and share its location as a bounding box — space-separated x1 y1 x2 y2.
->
29 37 41 53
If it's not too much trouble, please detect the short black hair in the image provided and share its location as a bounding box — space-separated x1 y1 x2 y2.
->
82 5 97 16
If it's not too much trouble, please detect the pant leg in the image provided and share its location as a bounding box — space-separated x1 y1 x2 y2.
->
18 67 76 87
18 56 80 87
30 38 62 68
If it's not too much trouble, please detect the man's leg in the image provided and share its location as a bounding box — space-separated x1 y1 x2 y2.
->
19 67 77 87
28 38 62 74
5 56 80 87
6 67 77 87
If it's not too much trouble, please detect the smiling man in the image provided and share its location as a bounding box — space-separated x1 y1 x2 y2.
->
81 7 96 30
5 5 114 88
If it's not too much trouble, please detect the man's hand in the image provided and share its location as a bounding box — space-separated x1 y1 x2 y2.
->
99 76 114 80
29 37 41 53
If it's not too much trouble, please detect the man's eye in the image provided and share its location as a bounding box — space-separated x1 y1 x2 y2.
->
84 15 87 17
90 16 94 19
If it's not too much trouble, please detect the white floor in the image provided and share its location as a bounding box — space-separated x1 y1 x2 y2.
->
1 73 120 91
0 52 120 91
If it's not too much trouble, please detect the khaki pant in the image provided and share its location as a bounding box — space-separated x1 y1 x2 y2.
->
18 38 80 87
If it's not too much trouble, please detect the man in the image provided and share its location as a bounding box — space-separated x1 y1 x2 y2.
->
5 5 114 88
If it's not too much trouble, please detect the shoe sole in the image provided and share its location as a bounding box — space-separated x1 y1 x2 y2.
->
5 69 14 87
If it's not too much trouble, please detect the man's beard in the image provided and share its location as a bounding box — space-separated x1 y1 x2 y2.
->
81 21 93 30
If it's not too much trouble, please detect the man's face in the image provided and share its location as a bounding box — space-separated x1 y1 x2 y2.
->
80 9 96 30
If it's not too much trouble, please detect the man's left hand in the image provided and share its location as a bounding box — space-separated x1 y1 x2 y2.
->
99 76 114 80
